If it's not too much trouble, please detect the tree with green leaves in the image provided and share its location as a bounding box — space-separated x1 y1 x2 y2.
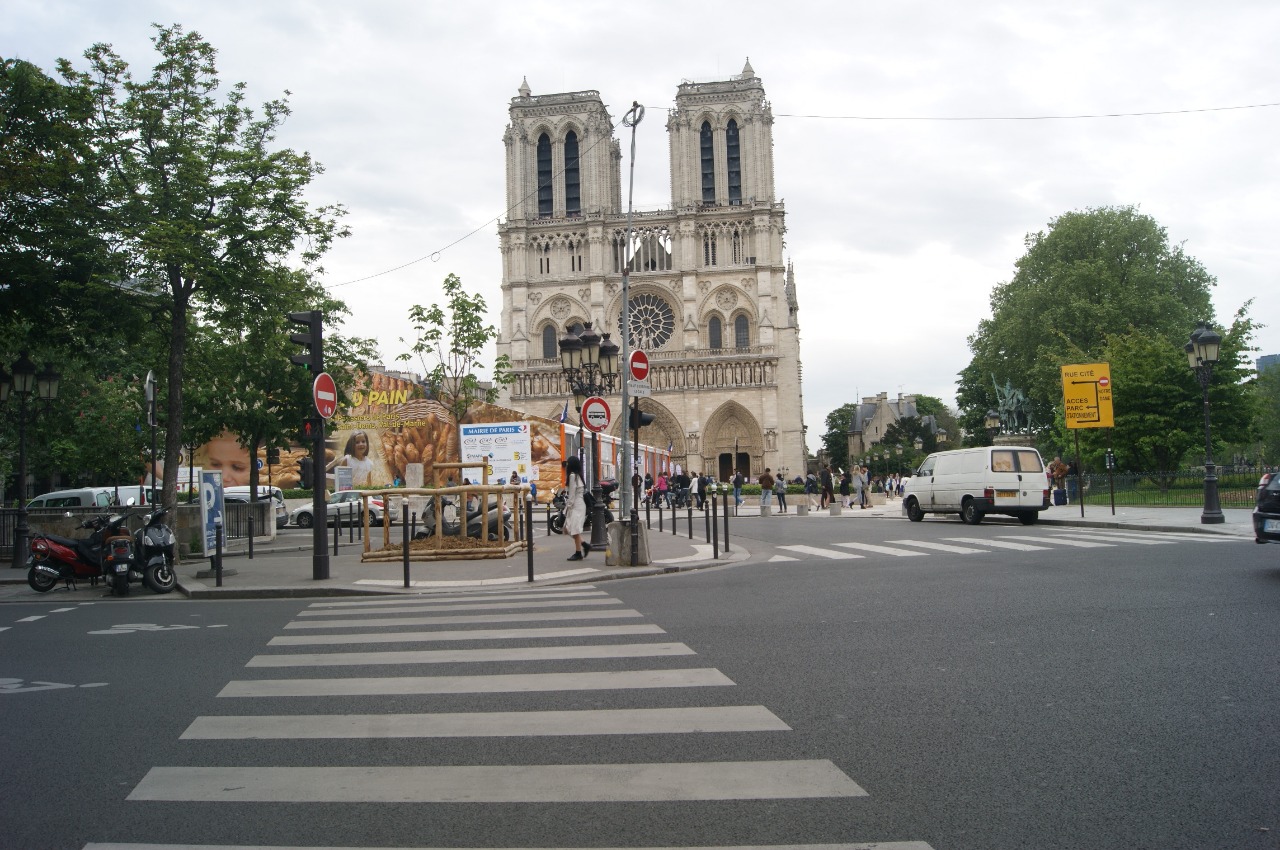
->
398 273 513 447
957 206 1218 443
819 403 858 472
56 24 348 508
1253 363 1280 466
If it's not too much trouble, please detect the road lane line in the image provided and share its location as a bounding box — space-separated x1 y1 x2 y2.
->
128 760 866 802
282 609 645 630
218 667 735 697
296 598 622 617
182 705 791 739
246 642 697 667
269 623 666 646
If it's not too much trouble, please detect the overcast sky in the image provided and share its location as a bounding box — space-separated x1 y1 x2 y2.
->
9 1 1279 451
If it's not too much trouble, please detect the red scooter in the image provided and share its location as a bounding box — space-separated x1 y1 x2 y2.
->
27 512 136 596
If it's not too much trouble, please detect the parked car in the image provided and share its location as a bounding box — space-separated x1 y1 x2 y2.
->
1254 471 1280 544
291 490 386 528
902 445 1050 525
25 487 117 509
225 485 289 529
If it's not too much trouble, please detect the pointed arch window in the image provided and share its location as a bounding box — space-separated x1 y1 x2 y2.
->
734 314 750 349
700 121 715 205
536 133 553 218
731 229 743 264
709 316 723 350
564 131 581 217
542 325 558 360
726 119 742 205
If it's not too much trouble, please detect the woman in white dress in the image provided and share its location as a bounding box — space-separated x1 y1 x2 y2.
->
564 456 590 560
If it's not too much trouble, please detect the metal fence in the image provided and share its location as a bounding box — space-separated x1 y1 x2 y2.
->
1076 470 1263 509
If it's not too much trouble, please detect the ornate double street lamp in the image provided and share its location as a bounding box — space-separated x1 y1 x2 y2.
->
559 322 619 548
984 409 1002 442
1 353 61 568
1185 322 1224 524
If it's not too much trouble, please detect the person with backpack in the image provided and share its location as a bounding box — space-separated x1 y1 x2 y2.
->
805 472 819 509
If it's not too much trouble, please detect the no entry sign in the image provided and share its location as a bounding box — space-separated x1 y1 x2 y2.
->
628 349 650 382
581 396 611 432
313 372 338 420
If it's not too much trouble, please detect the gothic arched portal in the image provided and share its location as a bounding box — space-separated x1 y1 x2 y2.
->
702 401 762 482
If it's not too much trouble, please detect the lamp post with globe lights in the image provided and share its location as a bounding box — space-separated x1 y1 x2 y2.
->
1 353 61 568
559 322 619 548
1185 322 1224 524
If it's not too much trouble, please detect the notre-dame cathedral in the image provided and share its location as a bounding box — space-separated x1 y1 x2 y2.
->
494 60 806 483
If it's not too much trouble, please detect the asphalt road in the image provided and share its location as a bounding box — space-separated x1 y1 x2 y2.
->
1 517 1276 850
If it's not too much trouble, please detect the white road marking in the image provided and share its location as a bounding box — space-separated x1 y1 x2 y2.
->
16 616 45 622
87 843 934 850
128 760 866 802
268 623 666 646
49 607 76 613
1075 529 1230 543
835 541 928 557
885 540 988 554
307 589 608 608
768 555 800 562
1047 532 1171 545
778 545 864 560
997 535 1114 548
218 667 735 698
283 609 645 630
181 705 792 739
295 598 622 617
941 537 1051 551
246 642 697 668
356 566 599 586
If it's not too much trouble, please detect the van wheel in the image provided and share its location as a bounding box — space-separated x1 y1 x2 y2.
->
1018 513 1039 526
905 498 925 522
960 498 984 525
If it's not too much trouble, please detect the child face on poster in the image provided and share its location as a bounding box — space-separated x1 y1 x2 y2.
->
202 432 252 487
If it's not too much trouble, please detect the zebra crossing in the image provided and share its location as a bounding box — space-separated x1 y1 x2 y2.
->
94 585 933 850
771 528 1237 562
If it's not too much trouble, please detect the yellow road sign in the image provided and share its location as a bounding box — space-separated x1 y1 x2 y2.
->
1061 362 1113 429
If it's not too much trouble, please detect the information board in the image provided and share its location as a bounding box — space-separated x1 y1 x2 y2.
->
1061 362 1114 429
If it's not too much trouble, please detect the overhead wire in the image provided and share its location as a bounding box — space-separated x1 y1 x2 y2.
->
324 99 1280 288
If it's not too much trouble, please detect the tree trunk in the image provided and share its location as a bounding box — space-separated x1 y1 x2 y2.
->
161 270 191 512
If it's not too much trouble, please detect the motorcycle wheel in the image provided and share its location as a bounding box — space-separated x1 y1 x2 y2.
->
550 514 565 535
113 573 130 597
27 567 57 593
144 562 177 594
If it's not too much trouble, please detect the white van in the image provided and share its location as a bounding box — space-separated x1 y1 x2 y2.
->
225 485 289 529
902 446 1049 525
26 487 117 509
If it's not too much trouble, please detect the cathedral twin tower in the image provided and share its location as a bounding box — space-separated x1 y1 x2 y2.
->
496 60 806 483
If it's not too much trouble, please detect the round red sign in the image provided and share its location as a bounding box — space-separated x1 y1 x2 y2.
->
1098 376 1110 388
628 349 650 382
313 372 338 420
581 396 611 432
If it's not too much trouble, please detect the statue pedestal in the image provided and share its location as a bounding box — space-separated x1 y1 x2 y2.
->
994 433 1037 449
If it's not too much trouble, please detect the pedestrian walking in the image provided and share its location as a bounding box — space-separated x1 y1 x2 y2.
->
563 456 590 560
820 466 834 508
732 469 745 509
805 472 819 509
839 470 851 508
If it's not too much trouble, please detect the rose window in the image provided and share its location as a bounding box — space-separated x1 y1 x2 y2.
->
622 293 675 350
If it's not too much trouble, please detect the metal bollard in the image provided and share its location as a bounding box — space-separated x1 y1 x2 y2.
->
658 501 664 533
711 493 719 559
402 498 410 589
410 511 417 539
214 517 224 587
645 497 651 529
723 492 731 553
526 495 535 583
247 511 254 560
687 502 693 539
704 499 711 543
333 516 339 555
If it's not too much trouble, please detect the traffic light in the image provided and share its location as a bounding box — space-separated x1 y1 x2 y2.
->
629 406 656 430
266 447 281 465
287 309 324 373
299 456 314 489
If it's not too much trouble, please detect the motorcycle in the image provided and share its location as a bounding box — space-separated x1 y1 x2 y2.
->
414 494 514 542
549 478 617 535
27 512 135 596
134 506 178 594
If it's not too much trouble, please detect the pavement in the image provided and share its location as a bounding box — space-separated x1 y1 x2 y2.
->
0 497 1261 602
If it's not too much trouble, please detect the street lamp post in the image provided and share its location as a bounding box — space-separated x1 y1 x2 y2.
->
984 409 1001 443
559 322 619 548
2 353 61 568
1186 322 1224 525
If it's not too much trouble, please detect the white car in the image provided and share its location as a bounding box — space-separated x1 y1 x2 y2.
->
291 490 386 528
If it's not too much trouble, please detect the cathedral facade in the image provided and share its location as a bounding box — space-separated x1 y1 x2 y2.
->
494 61 806 483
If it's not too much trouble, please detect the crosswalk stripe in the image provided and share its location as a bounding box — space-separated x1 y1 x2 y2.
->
769 555 800 562
778 545 863 560
1073 529 1228 543
307 589 607 608
296 598 623 617
268 623 666 646
283 609 644 630
996 535 1113 548
246 642 697 668
181 705 792 739
355 566 601 587
835 541 927 557
127 760 867 802
1047 532 1171 545
218 667 735 698
885 540 987 554
86 842 936 850
940 537 1051 551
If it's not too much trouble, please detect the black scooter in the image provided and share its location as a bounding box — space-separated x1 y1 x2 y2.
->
414 495 513 541
549 478 617 535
